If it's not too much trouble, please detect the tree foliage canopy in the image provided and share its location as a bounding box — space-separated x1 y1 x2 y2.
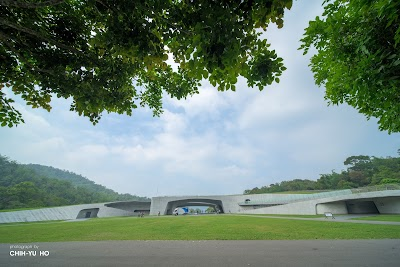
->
244 153 400 194
0 0 292 126
299 0 400 133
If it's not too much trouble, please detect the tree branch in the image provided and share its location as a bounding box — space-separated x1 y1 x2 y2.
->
0 18 82 54
0 30 55 75
0 0 65 8
95 0 115 13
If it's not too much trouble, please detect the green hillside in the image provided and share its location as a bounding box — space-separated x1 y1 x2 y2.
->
0 155 149 211
245 154 400 194
25 164 149 202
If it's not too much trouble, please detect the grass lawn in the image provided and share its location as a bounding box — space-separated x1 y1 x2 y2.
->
351 215 400 222
0 220 64 226
241 214 324 218
0 215 399 243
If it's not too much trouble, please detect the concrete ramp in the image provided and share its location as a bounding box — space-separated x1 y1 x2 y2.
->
0 202 144 224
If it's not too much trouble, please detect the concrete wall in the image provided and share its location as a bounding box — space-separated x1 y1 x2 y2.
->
241 201 316 215
0 201 150 224
105 201 151 214
316 202 348 215
375 197 400 214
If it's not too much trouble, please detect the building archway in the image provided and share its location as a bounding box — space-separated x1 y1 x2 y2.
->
76 208 99 219
164 199 224 215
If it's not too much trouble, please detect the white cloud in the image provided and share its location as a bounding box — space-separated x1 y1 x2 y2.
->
160 110 187 134
237 87 309 130
165 85 229 119
66 144 109 163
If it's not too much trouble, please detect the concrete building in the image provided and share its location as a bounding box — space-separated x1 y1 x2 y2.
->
150 188 400 215
0 201 151 224
1 187 399 224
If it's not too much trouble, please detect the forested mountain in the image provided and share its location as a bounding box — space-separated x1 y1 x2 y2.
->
0 155 149 210
244 154 400 194
24 164 148 202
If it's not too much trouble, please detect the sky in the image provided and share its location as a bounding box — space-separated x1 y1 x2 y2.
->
1 0 399 198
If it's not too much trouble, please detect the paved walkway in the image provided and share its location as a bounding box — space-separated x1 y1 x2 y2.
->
1 240 400 267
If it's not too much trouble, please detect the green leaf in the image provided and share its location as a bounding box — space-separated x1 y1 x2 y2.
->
0 0 293 126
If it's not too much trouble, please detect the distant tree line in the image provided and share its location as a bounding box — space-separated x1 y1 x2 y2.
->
0 155 149 210
189 208 203 214
244 154 400 194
